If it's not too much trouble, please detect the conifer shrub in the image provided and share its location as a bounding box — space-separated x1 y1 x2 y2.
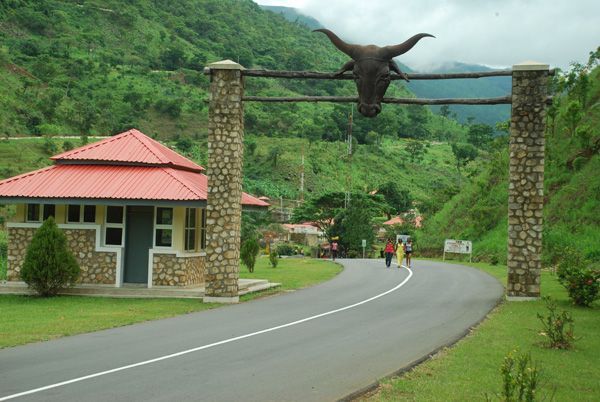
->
20 217 80 296
240 237 260 273
269 251 278 268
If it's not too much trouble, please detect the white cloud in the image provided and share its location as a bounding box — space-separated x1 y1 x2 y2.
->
256 0 600 70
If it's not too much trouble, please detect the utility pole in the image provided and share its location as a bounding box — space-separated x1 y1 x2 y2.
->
299 144 305 202
345 105 353 209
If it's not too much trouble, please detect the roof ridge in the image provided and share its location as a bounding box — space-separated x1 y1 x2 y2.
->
130 131 169 164
161 168 203 198
52 131 129 160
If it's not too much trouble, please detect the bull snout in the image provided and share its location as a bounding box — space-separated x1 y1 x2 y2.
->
358 103 382 117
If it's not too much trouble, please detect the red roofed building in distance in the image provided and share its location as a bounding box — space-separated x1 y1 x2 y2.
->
0 129 268 289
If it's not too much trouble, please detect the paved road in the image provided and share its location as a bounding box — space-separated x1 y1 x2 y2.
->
0 259 503 402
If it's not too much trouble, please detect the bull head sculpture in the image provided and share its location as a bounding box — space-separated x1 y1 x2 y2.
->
314 29 434 117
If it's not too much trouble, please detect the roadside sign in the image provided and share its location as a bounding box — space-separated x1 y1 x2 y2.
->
361 239 366 247
443 239 473 262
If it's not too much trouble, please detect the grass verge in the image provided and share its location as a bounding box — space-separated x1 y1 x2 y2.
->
359 259 600 401
0 257 340 349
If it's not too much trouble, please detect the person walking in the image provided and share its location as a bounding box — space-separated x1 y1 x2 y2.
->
405 238 413 268
396 239 405 268
384 238 395 268
331 240 338 261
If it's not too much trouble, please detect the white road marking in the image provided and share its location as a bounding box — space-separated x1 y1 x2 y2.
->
0 265 413 401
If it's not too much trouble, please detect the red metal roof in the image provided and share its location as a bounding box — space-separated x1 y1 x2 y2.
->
0 129 269 207
51 129 204 172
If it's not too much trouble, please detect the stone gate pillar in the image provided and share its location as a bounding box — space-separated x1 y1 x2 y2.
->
204 60 245 303
507 61 549 300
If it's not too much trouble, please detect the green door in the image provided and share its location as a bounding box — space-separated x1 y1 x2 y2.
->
124 206 154 284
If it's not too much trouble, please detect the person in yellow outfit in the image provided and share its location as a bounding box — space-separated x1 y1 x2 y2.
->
395 239 405 268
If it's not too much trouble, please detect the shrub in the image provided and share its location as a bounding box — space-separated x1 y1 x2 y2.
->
62 140 75 151
240 237 260 273
489 350 540 402
276 243 294 256
537 297 575 349
20 217 80 296
557 248 600 306
269 251 278 268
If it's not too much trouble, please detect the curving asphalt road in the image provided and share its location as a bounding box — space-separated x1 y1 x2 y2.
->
0 259 503 402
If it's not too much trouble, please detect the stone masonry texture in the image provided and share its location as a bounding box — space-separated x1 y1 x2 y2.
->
7 227 117 284
205 65 244 298
152 254 205 287
507 66 549 297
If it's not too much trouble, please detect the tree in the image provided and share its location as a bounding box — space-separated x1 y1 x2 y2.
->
405 140 427 163
561 100 583 137
240 236 260 273
292 192 346 240
439 105 450 118
467 123 494 149
21 217 80 296
377 181 412 219
451 143 478 187
331 194 378 256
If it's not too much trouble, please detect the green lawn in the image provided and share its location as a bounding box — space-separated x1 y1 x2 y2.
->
0 257 341 349
362 260 600 402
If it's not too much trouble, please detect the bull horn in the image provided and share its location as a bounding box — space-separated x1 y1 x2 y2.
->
313 28 359 59
380 33 435 59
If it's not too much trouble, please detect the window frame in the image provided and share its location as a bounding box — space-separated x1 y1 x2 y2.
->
184 208 197 252
104 206 125 246
199 208 207 250
26 204 55 222
154 207 173 248
67 204 97 224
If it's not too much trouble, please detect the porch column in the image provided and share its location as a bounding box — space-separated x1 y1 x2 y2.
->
507 61 549 300
204 60 245 303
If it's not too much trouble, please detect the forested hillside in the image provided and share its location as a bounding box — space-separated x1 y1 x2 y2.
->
0 0 466 147
419 53 600 265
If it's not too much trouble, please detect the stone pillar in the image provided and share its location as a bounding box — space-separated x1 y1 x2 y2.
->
507 62 549 300
204 60 245 303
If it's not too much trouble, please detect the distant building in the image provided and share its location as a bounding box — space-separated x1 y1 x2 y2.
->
282 222 323 246
0 129 268 288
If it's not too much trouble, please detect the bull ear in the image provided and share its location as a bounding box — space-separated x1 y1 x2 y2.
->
335 60 355 76
381 33 435 59
389 60 409 82
313 28 359 59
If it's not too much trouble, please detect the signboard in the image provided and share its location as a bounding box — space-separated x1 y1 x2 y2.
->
396 234 411 244
361 239 366 247
443 239 473 262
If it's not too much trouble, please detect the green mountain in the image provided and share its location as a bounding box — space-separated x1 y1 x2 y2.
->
405 62 511 127
260 5 322 30
419 59 600 265
1 0 461 145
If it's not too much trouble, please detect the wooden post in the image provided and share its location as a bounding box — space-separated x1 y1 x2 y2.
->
204 60 245 303
507 62 549 300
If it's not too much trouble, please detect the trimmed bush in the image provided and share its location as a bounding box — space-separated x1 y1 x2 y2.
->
557 248 600 307
240 237 260 273
276 243 294 256
21 217 80 296
269 251 278 268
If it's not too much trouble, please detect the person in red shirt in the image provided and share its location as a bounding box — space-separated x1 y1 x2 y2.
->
384 238 395 268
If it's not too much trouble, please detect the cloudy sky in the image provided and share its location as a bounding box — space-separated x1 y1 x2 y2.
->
256 0 600 71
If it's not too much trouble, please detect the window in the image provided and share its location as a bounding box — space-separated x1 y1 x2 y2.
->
155 207 173 247
26 204 40 222
104 206 124 246
68 205 96 223
184 208 197 252
26 204 55 222
200 208 207 250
